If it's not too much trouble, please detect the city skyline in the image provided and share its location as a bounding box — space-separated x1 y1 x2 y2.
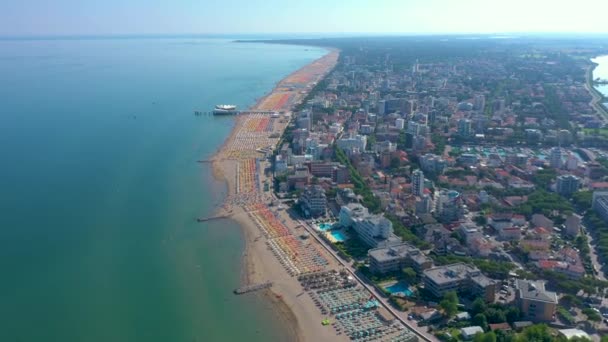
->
2 0 608 36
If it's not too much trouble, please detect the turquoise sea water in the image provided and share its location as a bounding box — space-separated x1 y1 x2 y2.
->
0 37 326 341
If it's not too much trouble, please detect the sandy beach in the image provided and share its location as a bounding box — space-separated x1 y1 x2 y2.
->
207 47 427 342
211 49 341 342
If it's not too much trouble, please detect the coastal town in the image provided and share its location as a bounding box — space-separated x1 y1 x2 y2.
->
213 37 608 342
9 1 608 341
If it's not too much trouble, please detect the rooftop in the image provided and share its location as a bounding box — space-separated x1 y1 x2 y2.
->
515 279 558 304
369 243 430 265
423 263 493 286
558 328 590 340
460 326 484 336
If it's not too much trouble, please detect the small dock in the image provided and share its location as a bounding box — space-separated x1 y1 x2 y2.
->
234 281 273 295
196 214 231 223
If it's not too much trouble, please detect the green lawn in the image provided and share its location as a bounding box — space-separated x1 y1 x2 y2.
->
583 128 608 138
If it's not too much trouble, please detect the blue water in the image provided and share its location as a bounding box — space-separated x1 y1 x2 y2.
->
318 222 334 231
384 282 413 296
0 37 326 341
330 230 348 242
592 55 608 109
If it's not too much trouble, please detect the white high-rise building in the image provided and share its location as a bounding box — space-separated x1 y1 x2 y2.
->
299 185 327 217
407 121 427 136
435 190 464 223
550 147 563 169
458 119 472 137
395 118 405 130
566 154 578 171
412 169 425 197
339 203 401 248
593 191 608 222
415 194 432 214
474 94 486 111
337 134 367 153
556 175 580 197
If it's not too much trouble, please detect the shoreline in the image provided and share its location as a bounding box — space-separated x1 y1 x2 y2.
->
209 48 340 342
586 57 608 120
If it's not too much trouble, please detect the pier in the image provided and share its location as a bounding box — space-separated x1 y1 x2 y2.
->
233 281 273 295
194 110 281 116
196 214 232 223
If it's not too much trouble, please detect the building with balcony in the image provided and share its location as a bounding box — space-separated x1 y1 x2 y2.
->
556 175 580 197
423 263 496 302
299 185 327 217
369 243 433 274
412 169 425 197
339 203 401 248
515 279 557 322
592 191 608 222
337 134 367 154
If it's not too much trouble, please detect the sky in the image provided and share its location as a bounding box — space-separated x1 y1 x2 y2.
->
1 0 607 36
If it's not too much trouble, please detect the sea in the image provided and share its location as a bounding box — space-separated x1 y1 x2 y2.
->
592 55 608 102
0 37 326 341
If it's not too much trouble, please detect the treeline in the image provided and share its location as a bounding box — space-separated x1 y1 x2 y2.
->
585 211 608 270
572 190 592 210
464 324 596 342
543 85 571 130
514 190 573 218
245 36 520 71
334 146 381 212
334 147 428 249
385 214 429 249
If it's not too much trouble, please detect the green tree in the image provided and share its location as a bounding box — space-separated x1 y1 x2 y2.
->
472 297 487 315
473 313 489 330
483 332 497 342
495 329 516 342
474 215 488 226
516 190 573 218
516 324 552 342
505 306 521 323
566 337 592 342
533 169 557 189
572 190 592 209
582 308 602 321
485 308 507 323
473 332 497 342
440 291 459 319
402 267 417 283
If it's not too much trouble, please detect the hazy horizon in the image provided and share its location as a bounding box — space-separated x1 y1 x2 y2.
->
2 0 608 36
2 32 608 41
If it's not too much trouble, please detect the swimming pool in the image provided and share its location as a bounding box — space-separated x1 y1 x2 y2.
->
317 223 333 231
384 282 413 296
330 230 347 242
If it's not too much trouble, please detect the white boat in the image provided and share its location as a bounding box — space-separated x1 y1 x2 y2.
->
213 104 238 115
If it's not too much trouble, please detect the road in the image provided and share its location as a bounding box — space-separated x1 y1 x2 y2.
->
266 170 436 341
291 215 438 342
585 64 608 123
583 225 606 281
